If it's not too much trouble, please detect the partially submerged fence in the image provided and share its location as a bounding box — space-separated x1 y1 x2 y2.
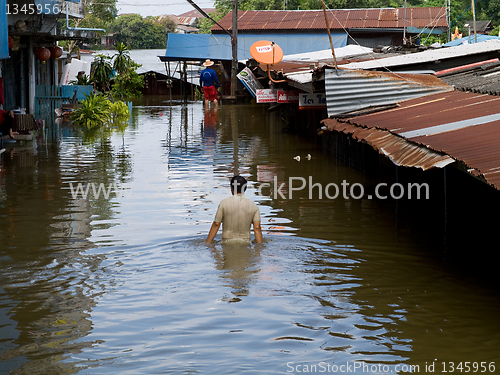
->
35 85 93 118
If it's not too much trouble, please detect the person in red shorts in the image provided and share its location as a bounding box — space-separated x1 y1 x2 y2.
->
199 59 220 107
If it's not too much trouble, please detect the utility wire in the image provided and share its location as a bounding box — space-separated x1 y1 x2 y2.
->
185 0 231 36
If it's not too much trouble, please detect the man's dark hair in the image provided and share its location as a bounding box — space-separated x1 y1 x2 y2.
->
230 175 247 194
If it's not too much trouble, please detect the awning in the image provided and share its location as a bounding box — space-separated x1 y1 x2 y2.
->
161 32 347 62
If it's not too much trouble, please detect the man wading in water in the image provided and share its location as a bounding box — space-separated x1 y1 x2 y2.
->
199 59 220 107
206 176 263 244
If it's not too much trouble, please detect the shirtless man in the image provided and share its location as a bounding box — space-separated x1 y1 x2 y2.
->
206 176 263 244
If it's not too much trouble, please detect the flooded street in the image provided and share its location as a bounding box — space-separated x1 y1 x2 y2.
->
1 100 499 374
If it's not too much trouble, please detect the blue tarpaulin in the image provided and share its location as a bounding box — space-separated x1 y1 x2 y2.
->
443 34 500 47
406 26 442 35
162 32 347 61
1 0 9 59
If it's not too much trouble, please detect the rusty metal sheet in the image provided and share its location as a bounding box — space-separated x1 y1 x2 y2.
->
339 90 500 189
321 118 455 170
341 40 500 70
176 17 197 26
325 68 453 117
213 8 447 32
379 8 398 21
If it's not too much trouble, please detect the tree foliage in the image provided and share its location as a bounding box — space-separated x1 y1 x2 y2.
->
111 60 144 100
91 54 114 92
113 42 132 74
108 14 169 49
62 0 117 59
71 93 131 144
89 46 144 99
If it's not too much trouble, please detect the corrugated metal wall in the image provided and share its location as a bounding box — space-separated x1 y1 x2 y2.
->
325 68 453 117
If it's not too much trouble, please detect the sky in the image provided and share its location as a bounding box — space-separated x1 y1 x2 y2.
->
116 0 216 17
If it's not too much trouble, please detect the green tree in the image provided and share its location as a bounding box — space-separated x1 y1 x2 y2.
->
113 42 131 74
108 14 167 49
474 0 500 26
153 15 178 33
111 60 144 100
91 54 113 92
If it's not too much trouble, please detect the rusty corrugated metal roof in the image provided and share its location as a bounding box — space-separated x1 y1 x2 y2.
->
322 118 455 170
177 8 215 18
176 17 198 26
212 8 447 32
332 90 500 189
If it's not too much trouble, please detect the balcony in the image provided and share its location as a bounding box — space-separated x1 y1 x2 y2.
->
6 0 84 19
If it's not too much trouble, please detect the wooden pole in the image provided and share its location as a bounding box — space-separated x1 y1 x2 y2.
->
471 0 477 43
403 0 407 44
183 61 188 103
231 0 238 99
321 0 338 74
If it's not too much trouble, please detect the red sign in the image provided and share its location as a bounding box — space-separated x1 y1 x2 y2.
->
277 91 300 103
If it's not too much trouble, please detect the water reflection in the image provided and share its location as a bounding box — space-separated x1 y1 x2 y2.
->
0 101 499 374
209 241 262 302
0 115 134 373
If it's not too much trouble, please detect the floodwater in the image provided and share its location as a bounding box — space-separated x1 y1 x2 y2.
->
0 100 499 374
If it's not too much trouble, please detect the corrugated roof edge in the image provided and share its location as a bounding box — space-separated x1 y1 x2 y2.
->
321 112 497 190
321 118 456 171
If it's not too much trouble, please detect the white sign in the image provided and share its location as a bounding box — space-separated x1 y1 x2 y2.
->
237 67 263 97
59 59 91 86
256 45 272 53
256 89 278 103
299 93 327 110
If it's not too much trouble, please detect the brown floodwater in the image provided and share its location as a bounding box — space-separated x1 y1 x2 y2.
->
0 99 499 374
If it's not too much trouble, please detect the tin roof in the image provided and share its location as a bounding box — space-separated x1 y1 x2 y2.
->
325 68 452 116
177 8 216 18
322 119 455 170
341 39 500 71
212 7 447 32
439 61 500 95
176 17 198 27
325 90 500 189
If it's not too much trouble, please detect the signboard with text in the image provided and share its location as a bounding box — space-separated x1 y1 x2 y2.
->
237 67 263 97
256 89 278 103
277 90 300 103
299 93 327 110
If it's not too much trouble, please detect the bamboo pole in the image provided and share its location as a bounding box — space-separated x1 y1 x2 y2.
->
321 0 338 74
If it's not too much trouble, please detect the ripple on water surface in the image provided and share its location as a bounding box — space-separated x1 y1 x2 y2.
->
59 235 416 374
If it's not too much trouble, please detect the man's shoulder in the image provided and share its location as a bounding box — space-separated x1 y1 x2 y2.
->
240 196 259 208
